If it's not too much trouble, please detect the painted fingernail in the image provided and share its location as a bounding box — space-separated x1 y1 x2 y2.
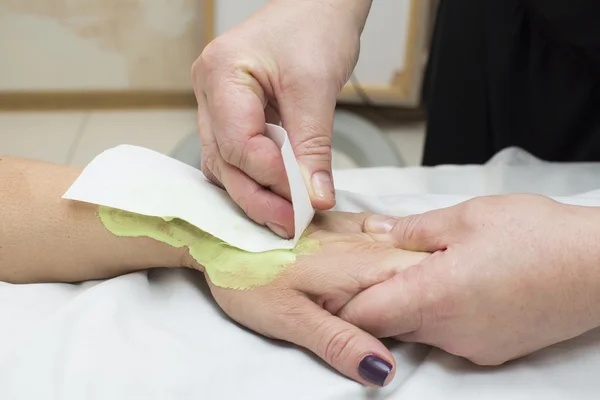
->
311 171 334 200
358 355 392 387
364 215 397 234
266 222 290 239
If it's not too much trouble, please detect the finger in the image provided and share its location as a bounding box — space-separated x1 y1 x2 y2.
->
292 242 430 314
208 278 396 387
338 265 425 340
278 84 337 211
196 93 224 189
218 161 295 238
205 70 292 202
279 296 397 387
362 209 459 252
200 79 294 237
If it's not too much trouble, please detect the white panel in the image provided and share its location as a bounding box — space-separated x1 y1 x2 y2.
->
354 0 411 86
215 0 265 35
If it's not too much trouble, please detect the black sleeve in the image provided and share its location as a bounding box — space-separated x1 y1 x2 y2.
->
526 0 600 66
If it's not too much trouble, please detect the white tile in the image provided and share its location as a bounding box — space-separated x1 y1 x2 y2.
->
70 109 198 167
0 111 85 164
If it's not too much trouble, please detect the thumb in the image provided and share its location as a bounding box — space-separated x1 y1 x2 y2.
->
279 89 337 211
338 264 426 340
284 296 396 387
362 209 458 252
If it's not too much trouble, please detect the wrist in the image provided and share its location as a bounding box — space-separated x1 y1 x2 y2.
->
96 207 184 271
269 0 372 32
129 236 184 270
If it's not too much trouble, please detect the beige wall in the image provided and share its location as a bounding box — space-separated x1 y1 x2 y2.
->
0 0 205 91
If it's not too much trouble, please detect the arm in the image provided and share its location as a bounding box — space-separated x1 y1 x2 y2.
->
269 0 372 31
0 157 181 284
0 157 431 387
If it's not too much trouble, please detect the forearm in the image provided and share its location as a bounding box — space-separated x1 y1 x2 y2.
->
0 157 181 284
270 0 373 33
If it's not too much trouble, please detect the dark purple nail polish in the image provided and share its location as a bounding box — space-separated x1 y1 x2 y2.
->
358 355 392 387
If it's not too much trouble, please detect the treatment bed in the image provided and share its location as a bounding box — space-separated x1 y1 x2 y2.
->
1 147 600 399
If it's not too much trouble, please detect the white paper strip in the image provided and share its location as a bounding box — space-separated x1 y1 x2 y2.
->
63 124 315 253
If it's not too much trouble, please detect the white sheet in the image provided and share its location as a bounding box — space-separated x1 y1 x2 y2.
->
2 147 600 399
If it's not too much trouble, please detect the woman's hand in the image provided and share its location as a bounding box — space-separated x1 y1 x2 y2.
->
339 194 600 366
192 0 372 238
195 211 428 387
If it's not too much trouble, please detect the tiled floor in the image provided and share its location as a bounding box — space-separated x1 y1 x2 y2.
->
0 109 425 169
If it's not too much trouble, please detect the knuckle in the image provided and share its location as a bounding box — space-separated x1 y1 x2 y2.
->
193 39 240 87
196 40 221 71
196 39 254 84
462 196 494 217
400 214 426 244
320 326 357 367
271 299 314 339
201 147 217 172
201 154 224 190
192 41 219 82
458 198 488 228
294 133 332 158
200 160 214 180
218 137 246 168
231 185 262 218
191 58 202 84
220 136 280 178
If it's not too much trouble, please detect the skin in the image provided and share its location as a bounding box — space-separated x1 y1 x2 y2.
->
191 0 372 238
0 156 428 387
338 194 600 366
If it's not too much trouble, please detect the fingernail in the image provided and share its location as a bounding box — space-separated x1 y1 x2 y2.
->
358 355 392 387
266 222 290 239
365 215 397 234
311 171 334 200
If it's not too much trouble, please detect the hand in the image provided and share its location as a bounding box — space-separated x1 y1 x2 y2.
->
195 211 428 387
339 194 600 366
192 1 368 238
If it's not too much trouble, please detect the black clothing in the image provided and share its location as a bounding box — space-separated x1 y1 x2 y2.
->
422 0 600 165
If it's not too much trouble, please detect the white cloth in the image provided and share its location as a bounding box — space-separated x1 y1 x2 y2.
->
2 147 600 400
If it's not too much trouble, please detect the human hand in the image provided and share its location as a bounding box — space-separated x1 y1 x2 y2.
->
339 194 600 366
197 211 428 387
192 0 369 238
